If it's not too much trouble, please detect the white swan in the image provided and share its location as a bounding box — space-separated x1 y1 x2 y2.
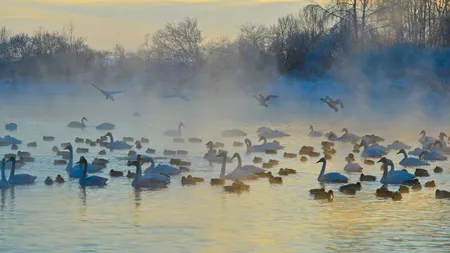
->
64 144 102 178
5 123 17 131
257 127 290 139
430 138 450 154
96 123 115 130
308 125 323 137
386 140 411 151
419 130 437 145
91 83 128 101
164 122 184 137
408 147 426 156
378 157 415 184
204 141 231 163
231 153 265 174
104 132 132 150
343 157 363 172
222 129 247 137
338 128 360 143
7 157 36 185
217 152 258 180
143 157 181 176
360 140 384 158
259 136 284 150
77 157 108 186
67 117 87 129
0 159 9 188
128 155 170 187
397 149 429 167
419 149 448 161
387 159 415 178
316 157 348 183
244 138 267 153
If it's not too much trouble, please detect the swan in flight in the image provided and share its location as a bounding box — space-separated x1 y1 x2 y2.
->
161 88 190 102
128 155 170 187
7 157 36 185
104 132 132 150
257 127 290 138
397 149 429 167
64 143 102 177
143 157 181 176
77 156 108 186
164 122 184 137
378 157 414 184
316 157 348 183
308 125 323 137
338 128 360 143
320 96 344 112
253 94 278 107
96 123 115 130
67 117 87 129
343 157 363 172
217 152 258 180
204 141 231 163
0 159 10 188
91 83 127 101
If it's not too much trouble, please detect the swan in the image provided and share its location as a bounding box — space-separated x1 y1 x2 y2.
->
316 157 348 183
77 156 108 186
385 158 415 178
222 129 247 137
259 136 284 150
0 159 9 188
91 83 128 101
419 149 448 161
338 128 360 143
144 157 181 176
5 123 17 131
308 125 323 137
343 157 363 172
378 157 415 184
104 132 132 150
67 117 87 129
419 130 437 145
257 127 290 139
128 155 170 187
245 138 267 153
96 123 115 130
408 147 426 156
397 149 429 167
217 152 258 180
7 157 36 185
231 153 265 174
386 140 411 151
64 144 102 178
253 94 278 107
164 122 184 137
430 139 450 154
360 140 385 158
0 135 22 145
204 141 231 163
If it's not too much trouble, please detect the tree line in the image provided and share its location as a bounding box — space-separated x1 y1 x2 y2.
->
0 0 449 88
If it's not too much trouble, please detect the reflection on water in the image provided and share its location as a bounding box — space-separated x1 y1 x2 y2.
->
0 92 450 252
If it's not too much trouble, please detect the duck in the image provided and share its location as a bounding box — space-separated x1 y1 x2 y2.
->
414 168 430 177
300 156 308 162
397 149 429 167
278 168 297 176
44 177 54 185
0 159 9 188
216 152 258 180
359 140 385 158
188 137 202 143
436 189 450 199
127 170 136 178
173 138 184 143
399 185 409 193
109 169 124 177
7 156 37 185
338 128 360 143
309 188 325 194
223 180 250 193
386 140 411 151
104 132 133 150
313 190 333 201
360 173 376 181
164 122 184 137
434 166 443 173
222 129 247 137
67 117 88 129
308 125 322 137
143 157 181 176
64 144 102 178
141 137 149 143
425 180 436 187
257 127 289 139
181 176 196 185
339 185 356 195
283 152 297 158
392 191 402 201
127 155 170 187
233 141 244 147
316 157 348 183
26 142 37 147
325 132 338 141
5 123 17 131
344 157 363 172
55 174 65 183
96 123 115 130
268 174 283 184
378 157 415 184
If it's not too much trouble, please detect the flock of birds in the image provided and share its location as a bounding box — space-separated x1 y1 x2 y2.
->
1 116 450 202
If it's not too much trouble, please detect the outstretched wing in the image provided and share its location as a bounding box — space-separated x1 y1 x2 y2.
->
91 83 110 98
91 83 106 93
335 99 344 109
265 95 278 102
253 95 262 103
106 90 127 96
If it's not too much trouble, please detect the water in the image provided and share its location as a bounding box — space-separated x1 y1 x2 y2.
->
1 88 450 252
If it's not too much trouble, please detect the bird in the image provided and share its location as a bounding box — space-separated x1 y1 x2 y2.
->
91 83 127 101
320 96 344 112
253 94 278 107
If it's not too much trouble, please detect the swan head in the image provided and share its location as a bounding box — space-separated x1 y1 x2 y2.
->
205 141 214 147
396 149 406 155
216 152 228 158
63 143 73 150
440 132 447 138
341 128 348 133
377 157 387 164
82 117 88 122
244 138 251 147
316 157 326 164
359 139 367 147
76 156 87 165
258 136 267 143
179 122 184 128
104 132 113 138
434 140 443 148
309 125 313 131
230 152 240 161
420 130 425 135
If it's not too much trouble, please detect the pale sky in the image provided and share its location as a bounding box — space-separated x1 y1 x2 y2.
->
0 0 312 50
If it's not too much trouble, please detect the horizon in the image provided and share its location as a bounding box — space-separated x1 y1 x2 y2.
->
1 0 310 51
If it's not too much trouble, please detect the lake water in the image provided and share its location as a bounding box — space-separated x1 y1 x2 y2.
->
0 88 450 253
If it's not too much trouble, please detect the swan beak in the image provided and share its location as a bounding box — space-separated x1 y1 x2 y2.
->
376 158 384 163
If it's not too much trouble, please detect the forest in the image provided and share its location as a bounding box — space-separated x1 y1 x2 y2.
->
0 0 449 90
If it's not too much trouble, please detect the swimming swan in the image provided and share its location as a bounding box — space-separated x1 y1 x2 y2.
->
104 132 132 150
128 155 170 187
164 122 184 137
0 159 9 188
77 156 108 186
67 117 87 129
343 157 363 172
7 157 36 185
257 127 290 139
204 141 231 163
96 123 115 130
64 144 102 178
378 157 414 184
308 125 323 137
397 149 429 167
359 140 384 158
231 153 265 174
143 157 181 176
316 157 348 183
217 152 258 180
338 128 360 143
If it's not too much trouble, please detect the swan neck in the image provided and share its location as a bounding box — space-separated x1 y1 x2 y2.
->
402 151 407 159
149 158 155 170
9 160 15 179
81 118 86 126
318 161 326 180
381 162 388 181
82 161 88 179
219 156 226 179
1 162 6 182
109 134 114 143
